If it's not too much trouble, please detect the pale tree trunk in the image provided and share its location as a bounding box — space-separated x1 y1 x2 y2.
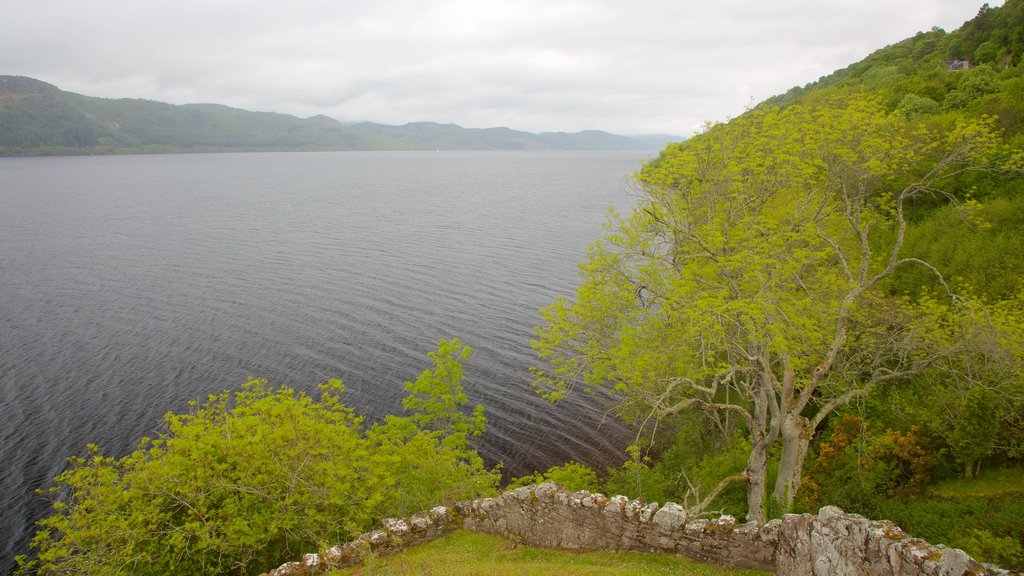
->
655 376 775 525
773 414 810 511
743 378 778 524
745 432 768 524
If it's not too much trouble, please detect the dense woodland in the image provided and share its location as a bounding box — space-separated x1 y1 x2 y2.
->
16 2 1024 574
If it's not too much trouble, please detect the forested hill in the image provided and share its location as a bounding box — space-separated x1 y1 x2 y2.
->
0 76 670 155
645 0 1024 303
712 0 1024 302
529 0 1024 570
763 0 1024 124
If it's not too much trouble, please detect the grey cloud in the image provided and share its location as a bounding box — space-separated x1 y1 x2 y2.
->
1 0 995 135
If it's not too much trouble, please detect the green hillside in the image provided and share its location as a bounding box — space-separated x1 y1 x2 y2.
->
767 1 1024 116
0 76 666 155
735 1 1024 302
530 1 1024 570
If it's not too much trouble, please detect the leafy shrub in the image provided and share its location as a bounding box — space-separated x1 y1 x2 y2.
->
943 65 1001 109
602 418 750 520
897 93 941 117
952 529 1024 570
17 340 498 576
507 461 602 493
878 494 1024 570
797 415 938 517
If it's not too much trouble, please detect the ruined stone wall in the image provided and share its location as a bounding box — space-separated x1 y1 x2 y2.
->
263 483 1015 576
460 482 775 570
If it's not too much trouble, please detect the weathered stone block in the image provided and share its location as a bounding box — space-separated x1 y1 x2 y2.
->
410 512 432 531
382 518 409 536
652 502 686 533
367 530 388 546
638 502 659 523
534 482 559 500
603 494 627 518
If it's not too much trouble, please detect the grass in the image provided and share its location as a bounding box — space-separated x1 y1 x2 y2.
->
326 530 771 576
930 466 1024 498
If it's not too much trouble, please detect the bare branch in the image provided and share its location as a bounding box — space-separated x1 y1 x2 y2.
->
689 472 749 518
659 397 755 432
817 232 854 283
889 257 955 298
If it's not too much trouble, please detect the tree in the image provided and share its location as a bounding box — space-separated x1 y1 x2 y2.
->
19 340 498 576
397 338 486 445
369 339 498 515
532 95 1011 521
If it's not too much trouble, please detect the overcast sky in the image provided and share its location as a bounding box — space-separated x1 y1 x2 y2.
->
1 0 997 136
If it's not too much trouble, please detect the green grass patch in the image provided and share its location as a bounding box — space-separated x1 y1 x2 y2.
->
931 467 1024 498
327 530 770 576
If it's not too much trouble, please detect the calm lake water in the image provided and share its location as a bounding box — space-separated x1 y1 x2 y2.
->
0 150 648 569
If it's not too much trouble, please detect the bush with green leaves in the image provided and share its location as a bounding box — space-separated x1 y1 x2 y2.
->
952 529 1024 570
601 416 751 521
507 461 602 493
17 339 498 576
877 493 1024 570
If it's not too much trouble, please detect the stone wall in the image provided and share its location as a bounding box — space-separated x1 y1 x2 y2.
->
460 482 775 570
262 483 1016 576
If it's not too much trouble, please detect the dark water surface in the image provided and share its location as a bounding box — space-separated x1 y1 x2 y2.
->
0 150 647 569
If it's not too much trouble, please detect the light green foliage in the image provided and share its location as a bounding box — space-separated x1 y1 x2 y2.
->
600 409 750 516
952 530 1024 571
532 90 1010 519
530 0 1024 550
508 462 602 493
19 341 498 576
944 65 1001 110
604 430 751 519
893 296 1024 479
22 380 382 576
536 94 1000 402
897 93 941 117
932 466 1024 497
892 195 1024 301
399 338 486 446
372 339 499 515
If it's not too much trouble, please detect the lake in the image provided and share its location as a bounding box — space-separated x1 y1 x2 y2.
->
0 150 649 569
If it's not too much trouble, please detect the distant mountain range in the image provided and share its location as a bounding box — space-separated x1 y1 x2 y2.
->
0 76 675 155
